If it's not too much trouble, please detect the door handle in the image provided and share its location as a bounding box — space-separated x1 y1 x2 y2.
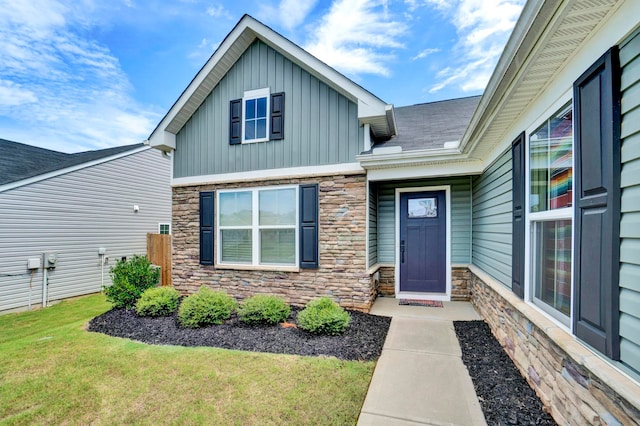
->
400 240 405 263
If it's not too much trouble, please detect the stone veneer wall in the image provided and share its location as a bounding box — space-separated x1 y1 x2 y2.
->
377 266 395 296
373 265 471 301
172 173 376 311
469 265 640 425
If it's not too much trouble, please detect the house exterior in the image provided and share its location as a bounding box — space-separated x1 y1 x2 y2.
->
150 2 640 423
0 140 171 313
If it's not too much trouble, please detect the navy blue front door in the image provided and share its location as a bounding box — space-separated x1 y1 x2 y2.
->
399 191 446 293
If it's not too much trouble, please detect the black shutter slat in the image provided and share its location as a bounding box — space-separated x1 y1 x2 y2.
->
299 184 318 269
200 191 215 265
573 47 621 359
270 92 284 140
511 132 525 298
229 99 242 145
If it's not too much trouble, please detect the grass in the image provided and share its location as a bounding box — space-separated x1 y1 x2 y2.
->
0 294 374 425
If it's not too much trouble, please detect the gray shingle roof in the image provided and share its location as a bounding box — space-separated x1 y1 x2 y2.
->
372 96 481 152
0 139 145 186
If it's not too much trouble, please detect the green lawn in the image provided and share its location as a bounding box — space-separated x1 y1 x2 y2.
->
0 295 374 425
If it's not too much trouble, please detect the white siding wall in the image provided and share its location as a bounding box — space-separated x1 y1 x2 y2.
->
0 148 171 312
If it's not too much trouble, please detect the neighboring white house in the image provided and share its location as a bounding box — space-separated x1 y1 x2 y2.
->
0 139 171 313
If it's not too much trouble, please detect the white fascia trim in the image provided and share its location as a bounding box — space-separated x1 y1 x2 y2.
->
366 160 484 182
357 147 463 167
363 124 372 152
172 162 364 187
0 146 150 194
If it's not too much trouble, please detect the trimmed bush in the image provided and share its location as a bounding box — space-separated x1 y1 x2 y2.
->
105 255 160 309
238 295 291 325
178 287 236 328
297 297 351 335
135 287 180 317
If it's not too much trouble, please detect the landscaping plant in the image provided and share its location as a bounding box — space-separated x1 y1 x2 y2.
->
135 286 180 317
178 286 236 328
105 255 160 309
297 297 351 335
238 294 291 325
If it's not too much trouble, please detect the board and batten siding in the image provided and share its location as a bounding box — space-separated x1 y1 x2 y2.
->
174 40 362 178
0 148 171 312
471 149 512 286
375 177 472 265
619 29 640 375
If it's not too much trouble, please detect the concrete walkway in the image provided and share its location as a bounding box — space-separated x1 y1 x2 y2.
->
357 298 487 426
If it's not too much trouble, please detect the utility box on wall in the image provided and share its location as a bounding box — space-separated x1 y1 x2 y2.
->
27 258 41 270
43 253 57 268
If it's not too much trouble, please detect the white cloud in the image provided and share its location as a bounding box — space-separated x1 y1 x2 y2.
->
206 4 231 19
0 0 159 152
259 0 319 31
0 80 38 107
424 0 525 93
411 48 440 61
304 0 406 77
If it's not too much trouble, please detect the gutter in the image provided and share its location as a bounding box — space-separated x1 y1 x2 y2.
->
356 143 479 170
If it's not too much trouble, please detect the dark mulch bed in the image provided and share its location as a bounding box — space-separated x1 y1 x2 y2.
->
88 307 391 361
454 321 557 425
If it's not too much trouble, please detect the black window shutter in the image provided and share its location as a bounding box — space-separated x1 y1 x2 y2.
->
199 191 215 265
299 184 318 269
511 132 525 298
573 47 621 359
229 99 242 145
270 92 285 140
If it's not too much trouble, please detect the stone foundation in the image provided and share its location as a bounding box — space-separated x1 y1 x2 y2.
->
451 266 471 301
469 265 640 425
172 173 376 311
373 265 471 301
377 266 395 296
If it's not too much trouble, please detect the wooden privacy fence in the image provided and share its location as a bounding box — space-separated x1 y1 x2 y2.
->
147 233 172 286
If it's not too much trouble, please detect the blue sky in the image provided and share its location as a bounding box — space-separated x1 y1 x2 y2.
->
0 0 525 153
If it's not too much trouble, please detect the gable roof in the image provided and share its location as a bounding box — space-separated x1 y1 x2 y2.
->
372 96 481 152
148 14 396 152
0 139 146 187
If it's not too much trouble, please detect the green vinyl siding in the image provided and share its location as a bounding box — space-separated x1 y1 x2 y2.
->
619 29 640 375
368 182 378 268
375 177 472 264
472 148 512 286
174 40 361 178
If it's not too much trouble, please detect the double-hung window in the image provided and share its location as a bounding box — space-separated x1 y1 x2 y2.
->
218 186 298 266
242 88 270 143
528 102 573 324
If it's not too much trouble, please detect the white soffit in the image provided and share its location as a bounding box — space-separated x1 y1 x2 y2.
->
149 15 393 148
462 0 620 162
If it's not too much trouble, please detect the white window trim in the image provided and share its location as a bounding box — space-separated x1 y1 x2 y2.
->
158 223 171 234
241 88 270 144
216 184 299 268
524 92 575 331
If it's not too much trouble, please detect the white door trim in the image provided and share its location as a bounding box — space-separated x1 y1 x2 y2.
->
395 186 452 301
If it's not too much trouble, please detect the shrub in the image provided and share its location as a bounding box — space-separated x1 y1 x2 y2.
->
238 295 291 325
135 287 180 317
105 255 160 309
178 287 237 328
297 297 351 335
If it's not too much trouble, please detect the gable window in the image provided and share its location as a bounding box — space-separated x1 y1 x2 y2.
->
243 88 269 143
229 89 284 145
218 186 297 266
527 103 573 324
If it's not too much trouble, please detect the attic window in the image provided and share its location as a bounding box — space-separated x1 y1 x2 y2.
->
229 90 284 145
243 88 269 143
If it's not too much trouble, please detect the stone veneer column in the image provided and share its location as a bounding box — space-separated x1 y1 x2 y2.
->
171 173 376 311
